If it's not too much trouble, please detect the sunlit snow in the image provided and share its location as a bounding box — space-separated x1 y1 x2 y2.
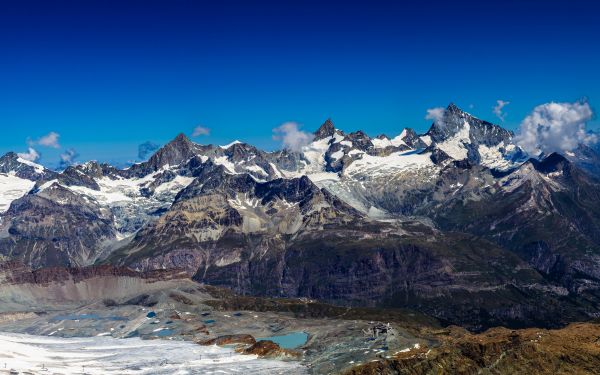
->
0 173 35 213
0 332 307 375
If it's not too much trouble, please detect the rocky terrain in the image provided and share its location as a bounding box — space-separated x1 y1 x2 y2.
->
1 262 600 374
0 261 434 374
1 103 600 336
343 323 600 375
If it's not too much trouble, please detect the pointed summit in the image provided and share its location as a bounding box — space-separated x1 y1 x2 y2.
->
0 151 49 180
139 133 198 172
163 132 195 152
446 102 462 113
0 151 19 164
172 132 193 146
426 103 512 147
314 118 336 140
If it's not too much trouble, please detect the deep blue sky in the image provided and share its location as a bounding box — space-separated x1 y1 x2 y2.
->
1 0 599 167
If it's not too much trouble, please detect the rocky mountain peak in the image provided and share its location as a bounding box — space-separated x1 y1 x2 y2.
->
314 118 336 140
159 133 195 155
130 133 198 175
173 132 193 145
426 103 513 147
345 130 373 151
402 128 428 149
225 142 258 162
533 152 571 174
0 151 18 162
446 102 464 114
0 152 50 180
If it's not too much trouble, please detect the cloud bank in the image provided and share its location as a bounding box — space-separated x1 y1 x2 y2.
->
37 132 61 148
17 147 41 162
192 126 210 137
138 141 160 160
515 100 596 155
493 100 510 122
272 122 313 152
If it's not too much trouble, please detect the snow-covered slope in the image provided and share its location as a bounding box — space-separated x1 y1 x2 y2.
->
0 173 36 213
37 165 196 236
0 153 52 214
0 332 306 375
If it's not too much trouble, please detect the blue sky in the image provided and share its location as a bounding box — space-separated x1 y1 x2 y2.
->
1 0 599 168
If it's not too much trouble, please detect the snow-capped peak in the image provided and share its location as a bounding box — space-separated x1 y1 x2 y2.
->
16 157 45 174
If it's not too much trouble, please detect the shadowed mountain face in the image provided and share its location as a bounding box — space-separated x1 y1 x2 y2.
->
1 104 600 330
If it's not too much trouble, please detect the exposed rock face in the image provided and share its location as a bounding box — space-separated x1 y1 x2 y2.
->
109 171 364 270
128 133 198 176
314 118 336 140
435 153 600 301
0 260 189 311
0 152 55 181
427 103 513 147
0 260 187 285
0 183 117 268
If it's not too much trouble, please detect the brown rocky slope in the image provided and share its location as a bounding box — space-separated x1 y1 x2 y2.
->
344 322 600 375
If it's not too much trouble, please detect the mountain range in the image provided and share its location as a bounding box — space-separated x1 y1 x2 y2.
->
2 103 600 331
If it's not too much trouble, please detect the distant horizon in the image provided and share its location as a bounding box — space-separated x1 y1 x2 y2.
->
2 1 599 168
0 102 533 169
4 101 598 171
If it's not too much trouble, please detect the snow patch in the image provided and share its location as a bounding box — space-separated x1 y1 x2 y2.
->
330 150 344 160
299 137 332 174
0 174 35 213
478 143 516 171
213 156 237 174
420 135 432 146
435 121 471 160
307 172 340 183
371 137 391 149
245 164 268 176
344 150 435 177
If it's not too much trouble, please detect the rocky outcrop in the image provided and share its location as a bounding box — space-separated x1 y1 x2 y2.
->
240 340 301 359
314 118 336 140
199 334 257 346
0 152 55 180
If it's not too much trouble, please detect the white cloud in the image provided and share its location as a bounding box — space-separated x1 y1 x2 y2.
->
35 132 61 148
59 148 79 169
192 126 210 137
425 107 446 128
272 122 313 152
17 147 40 162
515 100 596 155
493 100 510 122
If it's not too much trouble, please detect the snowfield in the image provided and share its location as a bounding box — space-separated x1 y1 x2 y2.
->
0 173 35 213
0 332 307 374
